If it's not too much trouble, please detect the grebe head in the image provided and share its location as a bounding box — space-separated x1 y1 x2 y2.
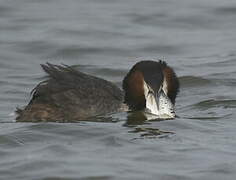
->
122 60 179 118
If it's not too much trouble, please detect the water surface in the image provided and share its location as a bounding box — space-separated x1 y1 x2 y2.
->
1 0 236 179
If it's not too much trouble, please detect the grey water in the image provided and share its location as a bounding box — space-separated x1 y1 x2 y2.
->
1 0 236 179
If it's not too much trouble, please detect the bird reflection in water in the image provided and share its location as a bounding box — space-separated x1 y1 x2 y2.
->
125 111 174 139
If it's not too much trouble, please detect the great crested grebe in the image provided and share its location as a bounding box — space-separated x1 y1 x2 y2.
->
16 60 179 122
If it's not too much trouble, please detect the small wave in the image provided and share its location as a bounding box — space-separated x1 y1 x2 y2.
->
213 7 236 15
13 41 58 55
127 12 168 25
210 78 236 87
0 5 13 17
193 99 236 109
179 76 211 87
185 113 232 120
52 46 129 59
137 44 181 54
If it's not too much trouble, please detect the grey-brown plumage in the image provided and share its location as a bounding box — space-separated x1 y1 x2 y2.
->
16 60 179 122
16 63 124 122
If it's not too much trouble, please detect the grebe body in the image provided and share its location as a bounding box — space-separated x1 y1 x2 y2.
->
16 60 179 122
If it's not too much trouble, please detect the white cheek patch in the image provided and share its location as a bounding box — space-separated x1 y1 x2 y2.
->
143 80 175 119
143 81 159 115
145 92 159 115
162 77 168 95
158 91 175 119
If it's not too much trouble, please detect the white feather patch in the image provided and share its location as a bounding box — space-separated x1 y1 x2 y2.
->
143 81 159 115
158 91 175 118
143 80 175 119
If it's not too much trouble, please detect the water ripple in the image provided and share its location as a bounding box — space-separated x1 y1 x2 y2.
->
213 6 236 15
193 99 236 110
179 76 212 87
